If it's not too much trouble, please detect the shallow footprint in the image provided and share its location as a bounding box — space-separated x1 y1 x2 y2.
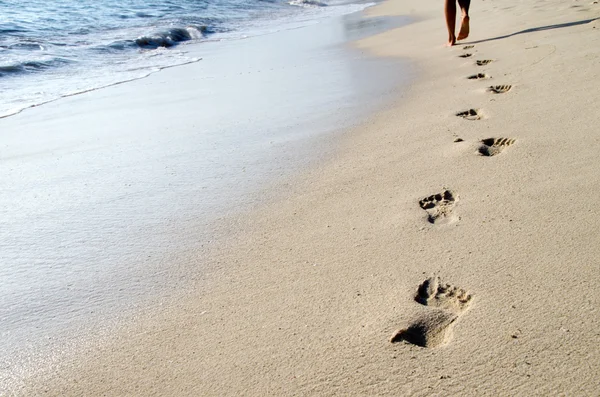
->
390 309 458 348
476 59 494 66
456 109 481 120
463 45 475 50
489 84 512 94
478 137 516 156
459 53 473 58
419 190 458 224
468 73 491 80
415 276 472 313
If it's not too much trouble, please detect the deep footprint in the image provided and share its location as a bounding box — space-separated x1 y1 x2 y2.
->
467 73 491 80
390 310 458 348
391 277 473 348
489 84 512 93
478 137 516 156
459 53 473 58
415 276 472 312
419 190 458 224
456 109 481 120
476 59 494 66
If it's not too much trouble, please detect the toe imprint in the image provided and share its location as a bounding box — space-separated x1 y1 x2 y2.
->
419 190 458 224
456 109 481 120
415 276 473 313
476 59 494 66
468 73 491 80
489 84 512 93
463 45 475 50
478 137 516 156
459 53 473 58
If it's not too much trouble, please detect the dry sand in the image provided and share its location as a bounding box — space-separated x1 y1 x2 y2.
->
9 0 600 395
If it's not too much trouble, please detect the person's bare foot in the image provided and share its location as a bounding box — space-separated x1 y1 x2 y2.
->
457 15 470 41
447 35 456 46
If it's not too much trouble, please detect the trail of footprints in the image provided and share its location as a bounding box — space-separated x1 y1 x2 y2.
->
391 44 520 348
456 46 516 157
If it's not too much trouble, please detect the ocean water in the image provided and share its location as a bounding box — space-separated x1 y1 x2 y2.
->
0 0 373 118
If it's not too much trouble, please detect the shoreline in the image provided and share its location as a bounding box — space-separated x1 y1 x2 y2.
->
0 9 411 392
0 0 377 119
4 0 600 394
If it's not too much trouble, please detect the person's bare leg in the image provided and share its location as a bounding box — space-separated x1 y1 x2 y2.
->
457 0 471 41
445 0 457 46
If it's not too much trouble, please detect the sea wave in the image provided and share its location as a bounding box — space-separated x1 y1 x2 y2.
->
6 42 46 51
288 0 328 8
0 58 73 77
135 26 209 49
0 22 27 34
0 0 372 118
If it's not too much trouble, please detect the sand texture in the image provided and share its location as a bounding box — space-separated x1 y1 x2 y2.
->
6 0 600 395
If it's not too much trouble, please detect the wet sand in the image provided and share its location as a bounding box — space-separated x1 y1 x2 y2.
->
0 9 408 393
3 0 600 395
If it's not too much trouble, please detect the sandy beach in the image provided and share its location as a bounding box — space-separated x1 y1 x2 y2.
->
3 0 600 395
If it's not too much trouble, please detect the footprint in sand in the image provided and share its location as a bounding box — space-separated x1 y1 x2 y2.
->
456 109 482 120
459 53 473 58
467 73 491 80
419 189 458 224
478 137 516 156
489 84 512 94
391 277 473 347
476 59 494 66
463 45 475 50
415 276 472 311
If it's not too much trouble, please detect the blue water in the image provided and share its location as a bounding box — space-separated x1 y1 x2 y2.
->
0 0 372 117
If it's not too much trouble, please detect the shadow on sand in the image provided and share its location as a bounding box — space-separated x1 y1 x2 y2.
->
463 18 599 45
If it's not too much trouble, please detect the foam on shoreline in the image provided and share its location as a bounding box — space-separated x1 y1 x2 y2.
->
0 0 376 118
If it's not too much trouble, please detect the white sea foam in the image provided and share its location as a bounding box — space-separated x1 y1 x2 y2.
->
288 0 328 8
